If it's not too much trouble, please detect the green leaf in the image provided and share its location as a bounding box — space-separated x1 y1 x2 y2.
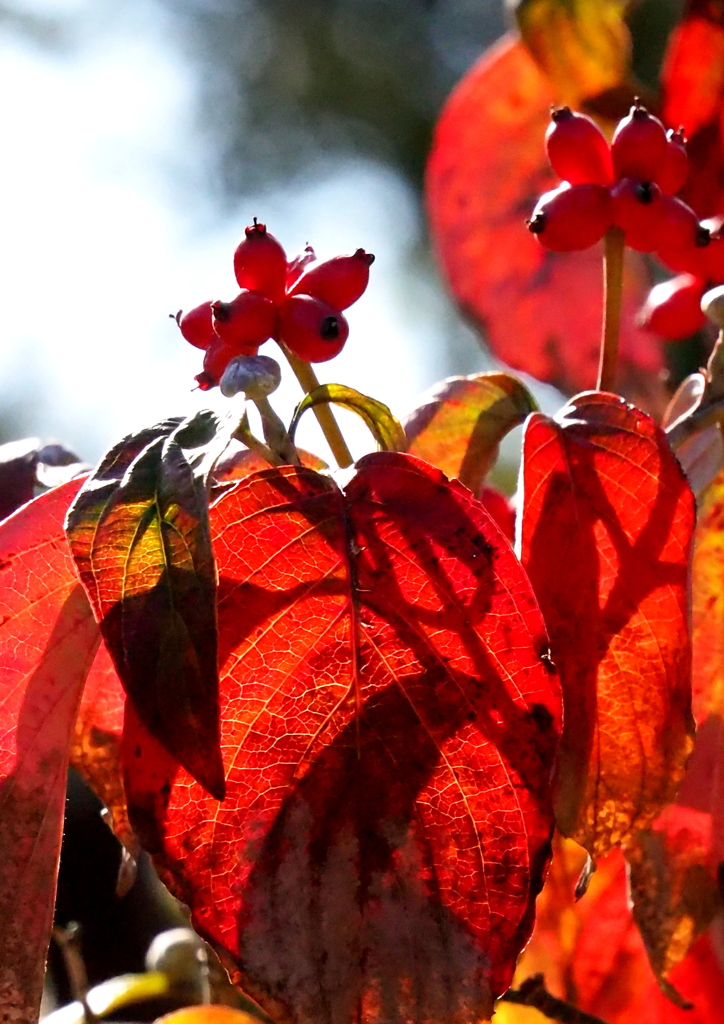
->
289 384 406 453
514 0 631 104
65 410 235 800
404 373 537 496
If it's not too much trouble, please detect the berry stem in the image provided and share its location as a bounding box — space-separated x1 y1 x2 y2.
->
597 226 625 393
279 342 354 468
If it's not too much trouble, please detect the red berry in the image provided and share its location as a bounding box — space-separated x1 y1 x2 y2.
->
286 245 316 290
201 339 237 387
233 220 287 304
656 196 709 253
544 107 613 186
703 228 724 282
290 249 375 310
611 102 668 181
611 178 663 252
527 182 613 251
658 128 689 195
657 243 708 277
175 301 215 350
211 290 276 354
278 295 349 362
638 274 706 339
194 371 215 391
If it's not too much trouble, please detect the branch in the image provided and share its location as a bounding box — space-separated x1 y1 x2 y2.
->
499 974 611 1024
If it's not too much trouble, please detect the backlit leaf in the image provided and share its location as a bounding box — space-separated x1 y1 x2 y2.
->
426 36 664 411
0 480 100 1023
65 411 232 800
520 392 695 857
612 467 724 993
662 2 724 218
127 452 562 1024
289 384 407 453
500 840 724 1022
513 0 631 105
626 804 721 1003
71 643 139 896
403 373 537 497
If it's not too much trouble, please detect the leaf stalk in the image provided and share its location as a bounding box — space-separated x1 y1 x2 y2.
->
278 343 354 468
499 974 611 1024
597 227 625 393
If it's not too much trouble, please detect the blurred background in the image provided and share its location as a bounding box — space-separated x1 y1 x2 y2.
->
0 0 525 471
0 0 678 1013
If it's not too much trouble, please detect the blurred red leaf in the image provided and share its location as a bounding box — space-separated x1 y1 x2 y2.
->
129 453 562 1024
520 392 694 857
0 480 100 1022
501 840 724 1024
426 36 663 408
661 3 724 219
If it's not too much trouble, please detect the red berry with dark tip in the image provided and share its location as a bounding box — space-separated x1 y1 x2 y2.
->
527 182 613 251
278 295 349 362
201 339 238 386
658 129 689 195
233 220 287 304
638 274 706 339
656 196 709 253
211 290 276 354
544 107 613 185
175 301 215 350
611 178 663 251
612 102 668 181
194 371 215 391
290 248 375 310
702 228 724 282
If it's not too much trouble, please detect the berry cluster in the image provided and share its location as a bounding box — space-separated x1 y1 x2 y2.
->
527 103 707 267
175 221 375 390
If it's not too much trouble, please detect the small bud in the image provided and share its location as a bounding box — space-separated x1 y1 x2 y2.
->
702 285 724 328
220 353 282 399
146 927 208 1002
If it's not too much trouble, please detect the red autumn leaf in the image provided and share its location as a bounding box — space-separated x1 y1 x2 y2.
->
572 850 724 1023
426 36 664 410
71 642 140 895
662 1 724 219
126 452 562 1024
403 372 537 499
507 840 724 1023
520 392 695 858
0 480 100 1023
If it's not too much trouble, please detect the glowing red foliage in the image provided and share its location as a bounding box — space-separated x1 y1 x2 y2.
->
127 453 561 1024
0 481 100 1021
519 393 695 858
662 1 724 219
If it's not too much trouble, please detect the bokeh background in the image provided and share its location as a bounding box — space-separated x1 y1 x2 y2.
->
0 0 521 471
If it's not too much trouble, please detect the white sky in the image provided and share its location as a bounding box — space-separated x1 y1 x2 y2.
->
0 1 558 469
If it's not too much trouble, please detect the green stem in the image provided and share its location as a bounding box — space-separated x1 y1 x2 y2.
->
597 227 625 393
279 343 354 469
